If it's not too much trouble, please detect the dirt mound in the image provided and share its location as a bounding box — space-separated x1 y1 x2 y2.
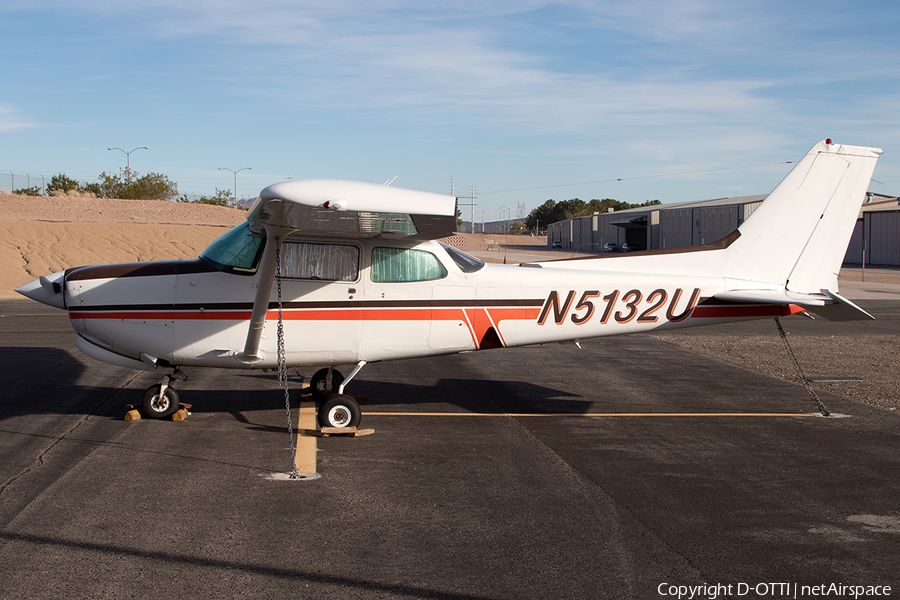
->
0 193 247 226
0 194 246 297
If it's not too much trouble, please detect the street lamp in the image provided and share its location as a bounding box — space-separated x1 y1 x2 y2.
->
218 167 252 204
108 146 149 171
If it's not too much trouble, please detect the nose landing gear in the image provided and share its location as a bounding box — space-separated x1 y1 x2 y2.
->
140 369 187 419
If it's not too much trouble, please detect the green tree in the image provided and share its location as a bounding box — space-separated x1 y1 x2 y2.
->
46 173 80 194
526 199 559 232
46 173 101 196
98 168 178 200
525 197 662 230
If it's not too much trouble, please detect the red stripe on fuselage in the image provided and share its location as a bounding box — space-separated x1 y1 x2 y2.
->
690 304 804 319
69 305 542 323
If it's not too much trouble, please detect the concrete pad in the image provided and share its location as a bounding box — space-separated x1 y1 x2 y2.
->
1 299 898 598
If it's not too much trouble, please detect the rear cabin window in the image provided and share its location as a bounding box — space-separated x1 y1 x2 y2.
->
370 247 447 283
281 242 359 282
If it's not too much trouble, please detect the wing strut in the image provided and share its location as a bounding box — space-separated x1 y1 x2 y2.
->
236 225 290 364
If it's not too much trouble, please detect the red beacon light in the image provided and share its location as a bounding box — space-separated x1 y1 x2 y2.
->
825 138 833 145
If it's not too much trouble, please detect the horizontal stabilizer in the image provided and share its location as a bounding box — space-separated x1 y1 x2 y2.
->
813 290 874 321
715 289 827 306
713 289 873 321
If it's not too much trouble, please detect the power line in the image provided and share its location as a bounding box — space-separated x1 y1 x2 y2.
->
478 161 795 195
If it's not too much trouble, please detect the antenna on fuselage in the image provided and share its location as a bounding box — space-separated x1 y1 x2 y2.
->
384 176 399 186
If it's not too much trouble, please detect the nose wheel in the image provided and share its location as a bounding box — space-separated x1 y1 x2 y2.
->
140 371 186 419
141 383 181 419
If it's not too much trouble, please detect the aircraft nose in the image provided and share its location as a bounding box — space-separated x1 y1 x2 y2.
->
15 271 66 309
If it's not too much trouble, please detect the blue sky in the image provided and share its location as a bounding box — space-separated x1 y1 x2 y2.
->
2 1 898 219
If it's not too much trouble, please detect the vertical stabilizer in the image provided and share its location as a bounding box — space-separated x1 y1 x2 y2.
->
725 141 882 294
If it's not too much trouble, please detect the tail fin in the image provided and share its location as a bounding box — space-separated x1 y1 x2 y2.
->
724 140 882 295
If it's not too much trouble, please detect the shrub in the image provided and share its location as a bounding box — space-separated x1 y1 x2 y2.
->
98 168 178 200
13 186 43 196
178 188 234 207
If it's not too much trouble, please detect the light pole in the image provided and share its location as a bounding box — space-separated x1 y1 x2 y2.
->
218 167 252 204
107 146 149 170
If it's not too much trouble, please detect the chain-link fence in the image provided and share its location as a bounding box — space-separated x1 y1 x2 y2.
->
0 171 104 195
1 171 48 194
1 170 255 207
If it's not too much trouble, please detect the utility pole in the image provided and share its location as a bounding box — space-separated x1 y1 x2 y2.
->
455 183 477 234
471 185 476 234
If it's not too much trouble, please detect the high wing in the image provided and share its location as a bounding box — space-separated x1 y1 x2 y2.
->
239 179 459 362
248 179 458 240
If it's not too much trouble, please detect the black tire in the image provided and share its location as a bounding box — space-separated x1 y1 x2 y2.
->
310 368 344 402
317 394 361 429
141 385 181 419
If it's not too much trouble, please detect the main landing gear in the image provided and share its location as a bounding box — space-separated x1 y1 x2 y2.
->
141 370 187 419
135 363 367 427
309 362 367 429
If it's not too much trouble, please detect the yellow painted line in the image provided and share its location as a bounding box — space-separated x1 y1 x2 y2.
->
362 412 814 418
294 400 318 474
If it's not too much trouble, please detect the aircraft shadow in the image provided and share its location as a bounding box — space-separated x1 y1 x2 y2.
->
0 346 588 424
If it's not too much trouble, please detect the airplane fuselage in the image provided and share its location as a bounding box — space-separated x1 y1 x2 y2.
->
62 233 797 373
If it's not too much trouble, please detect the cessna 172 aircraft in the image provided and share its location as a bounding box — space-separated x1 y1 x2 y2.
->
17 140 881 428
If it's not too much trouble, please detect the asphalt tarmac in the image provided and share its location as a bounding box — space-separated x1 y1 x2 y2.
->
1 299 898 599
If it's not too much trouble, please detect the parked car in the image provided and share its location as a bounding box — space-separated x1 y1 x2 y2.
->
551 240 562 248
603 242 618 253
620 243 645 252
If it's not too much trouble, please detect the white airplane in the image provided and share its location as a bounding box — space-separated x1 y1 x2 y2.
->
17 140 881 428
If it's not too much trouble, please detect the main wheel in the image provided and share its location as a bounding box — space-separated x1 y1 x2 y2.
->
317 394 361 429
310 368 344 402
141 385 181 419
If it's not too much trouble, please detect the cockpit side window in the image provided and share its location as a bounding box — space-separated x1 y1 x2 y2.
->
438 242 485 273
200 223 265 275
280 242 359 282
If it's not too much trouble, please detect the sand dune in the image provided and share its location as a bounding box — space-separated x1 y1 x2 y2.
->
1 193 245 298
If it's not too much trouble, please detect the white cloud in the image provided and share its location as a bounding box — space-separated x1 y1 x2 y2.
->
2 1 898 198
0 104 38 132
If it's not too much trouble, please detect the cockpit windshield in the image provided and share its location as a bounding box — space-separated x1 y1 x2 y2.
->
438 242 485 273
200 222 265 274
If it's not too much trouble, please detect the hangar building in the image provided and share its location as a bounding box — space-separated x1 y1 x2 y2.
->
546 193 900 266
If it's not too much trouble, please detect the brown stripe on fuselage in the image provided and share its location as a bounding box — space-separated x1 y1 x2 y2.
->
66 259 218 281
